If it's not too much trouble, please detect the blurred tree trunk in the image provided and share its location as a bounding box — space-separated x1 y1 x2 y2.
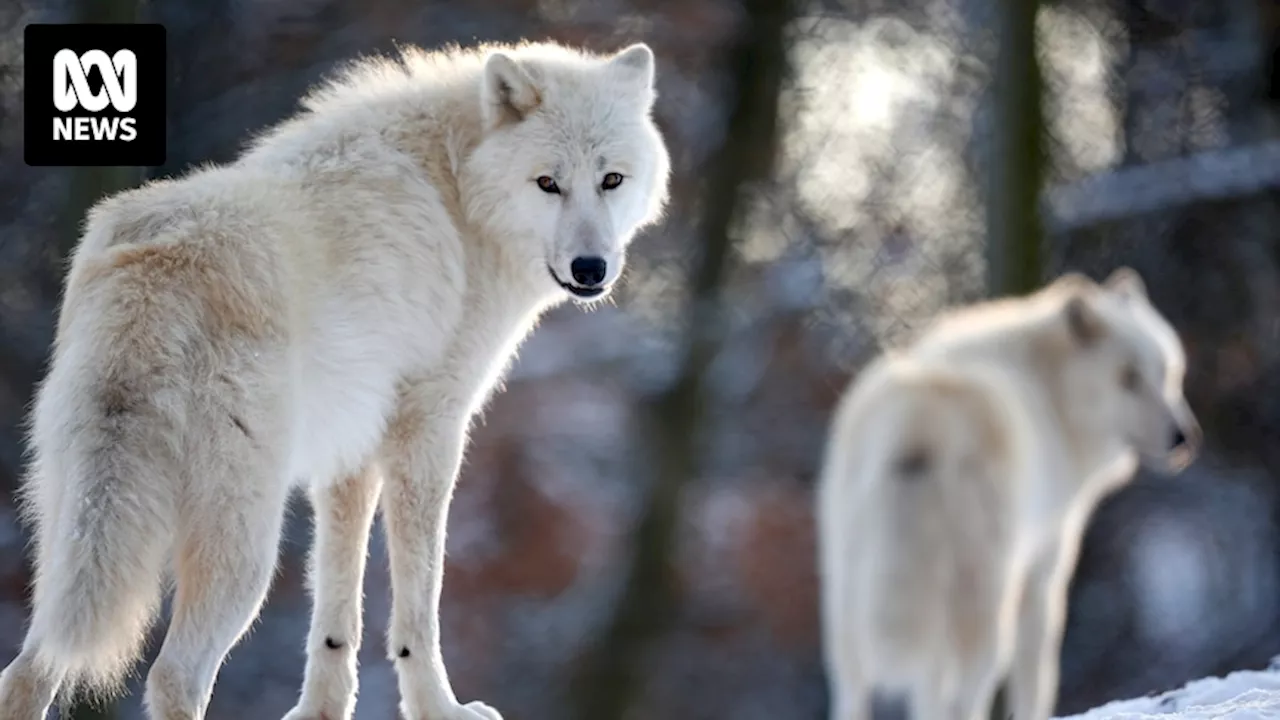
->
1262 0 1280 106
566 1 791 718
989 2 1045 718
58 0 146 262
985 0 1045 299
55 2 143 719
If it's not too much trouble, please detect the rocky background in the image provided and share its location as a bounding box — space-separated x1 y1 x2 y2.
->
0 0 1279 718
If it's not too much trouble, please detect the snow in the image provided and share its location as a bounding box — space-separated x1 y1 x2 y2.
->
1060 659 1280 720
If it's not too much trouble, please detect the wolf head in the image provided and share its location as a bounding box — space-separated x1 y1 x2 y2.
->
1047 268 1202 475
462 42 672 302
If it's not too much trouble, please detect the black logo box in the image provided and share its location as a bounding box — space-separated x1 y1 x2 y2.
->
24 23 166 167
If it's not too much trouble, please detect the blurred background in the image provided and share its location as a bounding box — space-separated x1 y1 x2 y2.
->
2 0 1280 718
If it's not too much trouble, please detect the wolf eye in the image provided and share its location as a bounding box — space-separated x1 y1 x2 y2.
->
601 172 624 191
536 176 560 194
1120 364 1142 392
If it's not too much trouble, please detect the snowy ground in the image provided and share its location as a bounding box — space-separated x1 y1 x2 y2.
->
1060 658 1280 720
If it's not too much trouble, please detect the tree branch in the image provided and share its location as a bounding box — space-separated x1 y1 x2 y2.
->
1043 140 1280 235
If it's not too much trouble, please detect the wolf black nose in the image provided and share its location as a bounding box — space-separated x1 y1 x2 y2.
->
570 256 607 287
1170 427 1188 451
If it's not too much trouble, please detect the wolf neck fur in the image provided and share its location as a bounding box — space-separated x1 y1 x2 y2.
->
920 305 1135 527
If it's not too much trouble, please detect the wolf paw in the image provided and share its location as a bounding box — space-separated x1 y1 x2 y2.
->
281 705 348 720
447 700 504 720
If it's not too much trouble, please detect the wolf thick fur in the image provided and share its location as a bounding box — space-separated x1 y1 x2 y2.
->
0 40 670 720
817 269 1201 720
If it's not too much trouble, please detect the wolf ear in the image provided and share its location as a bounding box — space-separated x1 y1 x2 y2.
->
608 43 656 107
1104 266 1147 302
1064 292 1106 347
481 51 541 128
1048 271 1097 295
609 43 655 86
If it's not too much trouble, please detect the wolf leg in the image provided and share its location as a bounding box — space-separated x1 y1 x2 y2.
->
282 464 383 720
380 384 501 720
143 419 290 720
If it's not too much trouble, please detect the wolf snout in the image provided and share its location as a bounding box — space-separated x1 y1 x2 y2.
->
570 256 607 287
547 258 609 300
1172 418 1202 452
1166 414 1202 470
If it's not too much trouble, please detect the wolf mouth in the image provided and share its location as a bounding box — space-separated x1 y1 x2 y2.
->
548 265 606 299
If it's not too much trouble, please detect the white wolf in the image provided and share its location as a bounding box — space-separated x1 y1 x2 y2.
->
0 39 670 720
816 269 1201 720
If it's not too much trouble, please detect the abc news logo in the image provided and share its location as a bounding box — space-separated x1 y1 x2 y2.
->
25 24 166 167
54 49 139 142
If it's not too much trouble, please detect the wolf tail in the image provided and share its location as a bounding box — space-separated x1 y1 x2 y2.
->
16 288 186 695
877 365 1018 527
869 363 1026 609
18 368 178 696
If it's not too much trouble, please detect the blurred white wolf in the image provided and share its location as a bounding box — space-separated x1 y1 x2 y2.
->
0 39 670 720
817 269 1201 720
